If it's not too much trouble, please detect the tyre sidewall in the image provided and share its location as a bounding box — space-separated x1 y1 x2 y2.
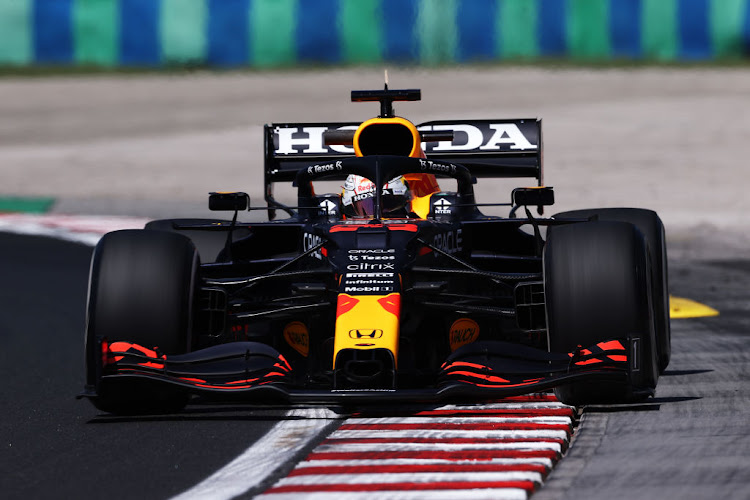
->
553 208 670 372
544 221 658 404
85 230 198 387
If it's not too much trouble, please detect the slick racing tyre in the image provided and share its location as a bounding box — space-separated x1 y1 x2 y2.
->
554 208 670 373
145 218 249 263
85 229 199 414
544 221 659 405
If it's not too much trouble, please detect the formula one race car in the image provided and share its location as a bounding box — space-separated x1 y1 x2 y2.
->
81 87 670 414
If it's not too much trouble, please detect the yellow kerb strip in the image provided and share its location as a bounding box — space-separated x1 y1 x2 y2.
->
670 296 719 319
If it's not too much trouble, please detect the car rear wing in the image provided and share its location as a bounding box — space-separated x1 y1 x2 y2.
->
264 119 542 214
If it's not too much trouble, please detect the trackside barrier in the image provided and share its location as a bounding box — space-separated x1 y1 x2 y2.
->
1 0 749 67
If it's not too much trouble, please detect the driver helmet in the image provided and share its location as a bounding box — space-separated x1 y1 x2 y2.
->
341 174 411 218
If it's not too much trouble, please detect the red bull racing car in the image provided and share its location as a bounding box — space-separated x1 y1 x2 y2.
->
81 87 670 414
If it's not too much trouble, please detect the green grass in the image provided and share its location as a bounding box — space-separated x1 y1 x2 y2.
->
0 197 55 213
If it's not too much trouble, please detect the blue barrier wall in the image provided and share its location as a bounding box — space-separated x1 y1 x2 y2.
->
1 0 748 67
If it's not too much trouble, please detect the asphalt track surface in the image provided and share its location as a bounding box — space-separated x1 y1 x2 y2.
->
2 67 750 498
0 233 291 500
1 223 748 500
537 247 750 500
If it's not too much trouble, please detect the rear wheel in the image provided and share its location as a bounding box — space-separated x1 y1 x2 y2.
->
554 208 670 372
544 221 658 405
85 229 198 414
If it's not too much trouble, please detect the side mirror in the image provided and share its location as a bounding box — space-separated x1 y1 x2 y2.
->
512 187 554 207
209 192 250 211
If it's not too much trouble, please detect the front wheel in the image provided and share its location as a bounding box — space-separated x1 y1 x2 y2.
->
544 221 659 405
553 208 670 373
84 229 198 414
145 218 248 263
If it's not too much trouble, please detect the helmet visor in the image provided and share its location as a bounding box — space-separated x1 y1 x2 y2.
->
350 194 376 217
342 175 410 218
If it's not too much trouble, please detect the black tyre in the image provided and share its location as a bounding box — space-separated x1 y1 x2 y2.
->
544 221 658 405
554 208 670 372
145 218 248 263
85 229 198 413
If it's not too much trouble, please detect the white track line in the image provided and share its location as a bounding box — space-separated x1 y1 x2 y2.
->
328 429 569 440
345 416 571 424
257 489 529 500
169 408 340 500
433 401 570 410
273 471 543 485
313 442 562 453
293 457 555 469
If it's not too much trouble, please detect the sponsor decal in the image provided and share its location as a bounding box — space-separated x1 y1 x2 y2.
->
318 199 338 216
432 229 463 254
349 249 396 254
352 192 374 202
346 262 396 271
345 279 393 285
349 329 383 339
342 263 398 293
344 286 394 293
349 254 395 261
346 272 395 278
449 317 480 351
275 126 356 154
306 160 343 176
283 321 310 357
356 184 373 194
419 122 538 152
303 232 324 260
275 126 328 154
433 198 452 215
273 122 537 157
419 159 458 175
333 293 400 366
